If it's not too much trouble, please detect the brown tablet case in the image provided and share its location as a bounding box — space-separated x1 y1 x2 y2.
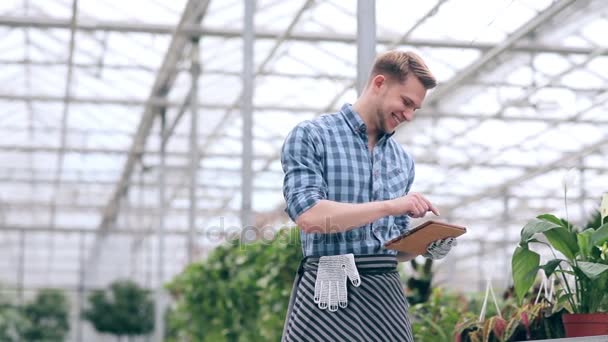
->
384 220 467 255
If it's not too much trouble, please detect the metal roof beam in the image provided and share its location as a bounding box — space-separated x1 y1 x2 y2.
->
97 0 211 231
1 15 607 56
441 135 608 215
426 0 577 105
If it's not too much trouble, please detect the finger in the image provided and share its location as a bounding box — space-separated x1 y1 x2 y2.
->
328 282 339 312
429 204 440 216
314 277 323 303
415 194 440 216
416 197 430 212
434 253 447 260
344 255 361 286
405 195 423 214
318 281 329 310
347 270 361 287
421 196 440 216
337 281 348 308
418 194 433 210
414 211 426 218
413 202 426 217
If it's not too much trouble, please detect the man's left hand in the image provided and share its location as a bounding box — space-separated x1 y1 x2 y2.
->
423 237 457 259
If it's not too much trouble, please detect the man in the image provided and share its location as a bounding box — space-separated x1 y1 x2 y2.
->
281 50 456 341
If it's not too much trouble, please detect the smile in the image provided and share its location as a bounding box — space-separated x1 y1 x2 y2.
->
391 113 402 126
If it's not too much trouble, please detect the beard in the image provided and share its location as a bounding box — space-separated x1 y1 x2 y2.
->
379 110 396 134
376 109 391 134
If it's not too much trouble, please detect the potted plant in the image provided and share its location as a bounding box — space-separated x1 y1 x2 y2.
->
455 301 566 342
511 192 608 337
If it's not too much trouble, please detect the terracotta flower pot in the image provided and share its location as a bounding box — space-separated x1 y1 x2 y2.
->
562 313 608 337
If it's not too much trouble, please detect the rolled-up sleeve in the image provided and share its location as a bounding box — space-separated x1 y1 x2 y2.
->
281 123 328 222
394 156 415 233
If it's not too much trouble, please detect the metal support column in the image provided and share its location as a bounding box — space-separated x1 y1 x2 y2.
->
241 0 255 237
188 38 200 263
579 158 587 222
357 0 376 95
478 239 486 292
154 110 167 341
143 166 153 288
76 228 86 342
502 195 511 289
17 230 25 304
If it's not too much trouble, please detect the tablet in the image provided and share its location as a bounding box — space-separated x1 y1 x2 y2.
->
384 220 467 255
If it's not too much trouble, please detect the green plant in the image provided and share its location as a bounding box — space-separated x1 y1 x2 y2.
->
512 192 608 313
455 302 565 342
83 280 154 341
0 301 28 342
21 288 70 341
411 288 475 342
166 227 302 341
405 258 434 305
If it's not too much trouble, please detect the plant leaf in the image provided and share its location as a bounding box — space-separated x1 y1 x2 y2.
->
537 214 567 228
591 222 608 247
503 317 521 342
512 246 540 303
553 269 575 276
577 261 608 280
521 219 561 243
543 227 579 260
577 230 594 259
540 259 565 278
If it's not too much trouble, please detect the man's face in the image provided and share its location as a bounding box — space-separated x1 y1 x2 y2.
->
374 74 427 134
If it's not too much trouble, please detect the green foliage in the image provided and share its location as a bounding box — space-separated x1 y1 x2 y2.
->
166 227 302 341
0 300 28 342
512 212 608 313
411 287 563 342
411 288 475 342
0 289 71 342
512 246 540 302
455 302 565 342
21 288 70 342
83 280 154 338
405 258 434 305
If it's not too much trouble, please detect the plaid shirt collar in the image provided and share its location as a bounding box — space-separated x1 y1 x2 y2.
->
339 103 395 141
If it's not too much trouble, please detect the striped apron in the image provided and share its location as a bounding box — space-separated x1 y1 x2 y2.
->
282 254 413 342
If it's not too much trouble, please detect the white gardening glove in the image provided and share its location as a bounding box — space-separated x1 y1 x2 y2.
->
314 254 361 312
423 237 457 260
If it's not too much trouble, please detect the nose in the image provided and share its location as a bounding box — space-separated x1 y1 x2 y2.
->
402 109 414 121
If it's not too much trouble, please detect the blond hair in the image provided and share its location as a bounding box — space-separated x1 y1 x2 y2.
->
370 50 437 89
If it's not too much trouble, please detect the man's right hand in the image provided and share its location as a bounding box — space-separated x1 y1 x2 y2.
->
388 192 440 218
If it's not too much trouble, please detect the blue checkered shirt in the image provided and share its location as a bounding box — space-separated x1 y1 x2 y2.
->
281 103 415 257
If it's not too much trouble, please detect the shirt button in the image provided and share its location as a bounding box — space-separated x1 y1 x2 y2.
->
359 126 366 133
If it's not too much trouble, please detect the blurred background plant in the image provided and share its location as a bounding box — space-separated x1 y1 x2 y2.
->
0 288 70 342
83 279 154 341
166 227 302 341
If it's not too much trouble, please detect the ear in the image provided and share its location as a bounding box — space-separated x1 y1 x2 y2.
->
371 74 386 91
